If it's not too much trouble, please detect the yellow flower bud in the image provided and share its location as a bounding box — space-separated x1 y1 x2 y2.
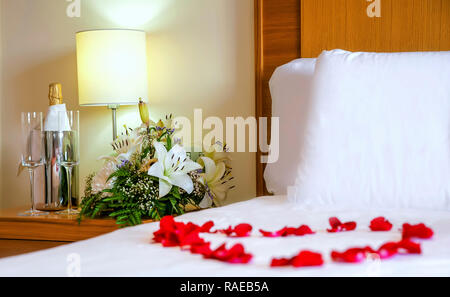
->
157 120 165 129
138 98 150 125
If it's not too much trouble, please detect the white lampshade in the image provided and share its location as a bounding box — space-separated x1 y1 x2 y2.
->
76 29 148 106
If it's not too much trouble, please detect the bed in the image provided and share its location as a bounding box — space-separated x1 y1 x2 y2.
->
1 195 450 277
1 0 450 277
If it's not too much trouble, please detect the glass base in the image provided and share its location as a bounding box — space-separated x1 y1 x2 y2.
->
55 208 80 216
18 209 50 217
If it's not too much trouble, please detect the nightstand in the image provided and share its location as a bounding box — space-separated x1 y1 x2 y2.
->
0 207 122 258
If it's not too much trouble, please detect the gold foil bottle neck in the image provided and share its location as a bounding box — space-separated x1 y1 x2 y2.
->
48 83 63 105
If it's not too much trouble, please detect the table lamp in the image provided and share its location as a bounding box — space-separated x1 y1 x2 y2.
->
76 29 149 140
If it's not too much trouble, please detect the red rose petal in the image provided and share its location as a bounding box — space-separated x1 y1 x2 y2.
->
271 251 323 268
291 251 324 267
335 239 423 263
331 247 375 263
259 229 280 237
402 223 434 240
397 239 422 254
199 221 215 233
377 242 399 259
190 242 212 255
208 243 228 259
377 239 422 259
295 225 315 236
218 223 253 237
153 216 209 247
260 225 315 237
154 217 253 265
342 221 357 231
329 217 342 229
234 224 253 237
219 226 233 236
204 243 253 264
370 217 393 231
327 217 357 233
270 257 292 267
181 231 205 247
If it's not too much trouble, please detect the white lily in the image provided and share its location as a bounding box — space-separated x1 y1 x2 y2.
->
91 161 117 195
199 142 231 167
99 127 144 165
198 156 232 208
148 141 202 198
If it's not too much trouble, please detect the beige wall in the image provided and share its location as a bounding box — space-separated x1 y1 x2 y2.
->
0 1 3 208
0 0 255 209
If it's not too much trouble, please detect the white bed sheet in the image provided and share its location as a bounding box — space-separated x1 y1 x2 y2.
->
1 195 450 277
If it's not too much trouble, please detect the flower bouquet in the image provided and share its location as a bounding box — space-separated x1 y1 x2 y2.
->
79 100 233 226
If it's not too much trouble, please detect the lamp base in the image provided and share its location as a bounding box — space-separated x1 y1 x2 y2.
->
107 104 120 140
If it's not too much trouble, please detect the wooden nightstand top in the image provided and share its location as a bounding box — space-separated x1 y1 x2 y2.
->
0 207 154 259
0 207 122 242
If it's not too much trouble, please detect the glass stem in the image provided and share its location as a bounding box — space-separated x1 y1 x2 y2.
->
66 166 73 211
28 168 35 213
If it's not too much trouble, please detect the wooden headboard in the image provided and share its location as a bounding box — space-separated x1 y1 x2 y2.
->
255 0 450 196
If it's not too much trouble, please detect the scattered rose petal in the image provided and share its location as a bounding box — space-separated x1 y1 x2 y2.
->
291 251 324 267
203 243 253 264
329 217 342 230
234 224 253 237
295 225 315 236
260 229 280 237
190 242 212 255
331 247 375 263
334 239 422 263
342 221 357 230
377 242 399 259
271 251 323 268
402 223 434 240
153 216 207 247
327 217 357 233
154 216 428 268
218 223 253 237
260 225 314 237
377 239 422 259
370 217 393 231
397 239 422 254
270 257 292 267
199 221 215 233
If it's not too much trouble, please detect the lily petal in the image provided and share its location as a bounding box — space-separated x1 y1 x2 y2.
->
199 193 213 209
169 144 187 161
148 161 166 180
159 179 172 198
211 162 226 184
181 159 202 173
169 173 194 194
164 144 187 170
199 157 217 181
153 141 168 161
211 183 228 202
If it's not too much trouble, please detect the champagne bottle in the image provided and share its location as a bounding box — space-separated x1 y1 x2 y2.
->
49 83 63 105
38 83 79 210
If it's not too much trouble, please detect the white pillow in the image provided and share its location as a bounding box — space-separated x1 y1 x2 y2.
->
290 49 450 210
264 58 316 195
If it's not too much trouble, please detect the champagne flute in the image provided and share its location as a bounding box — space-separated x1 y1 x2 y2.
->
20 112 49 216
56 111 80 216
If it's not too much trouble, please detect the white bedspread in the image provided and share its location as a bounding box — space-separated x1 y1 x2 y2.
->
1 195 450 277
